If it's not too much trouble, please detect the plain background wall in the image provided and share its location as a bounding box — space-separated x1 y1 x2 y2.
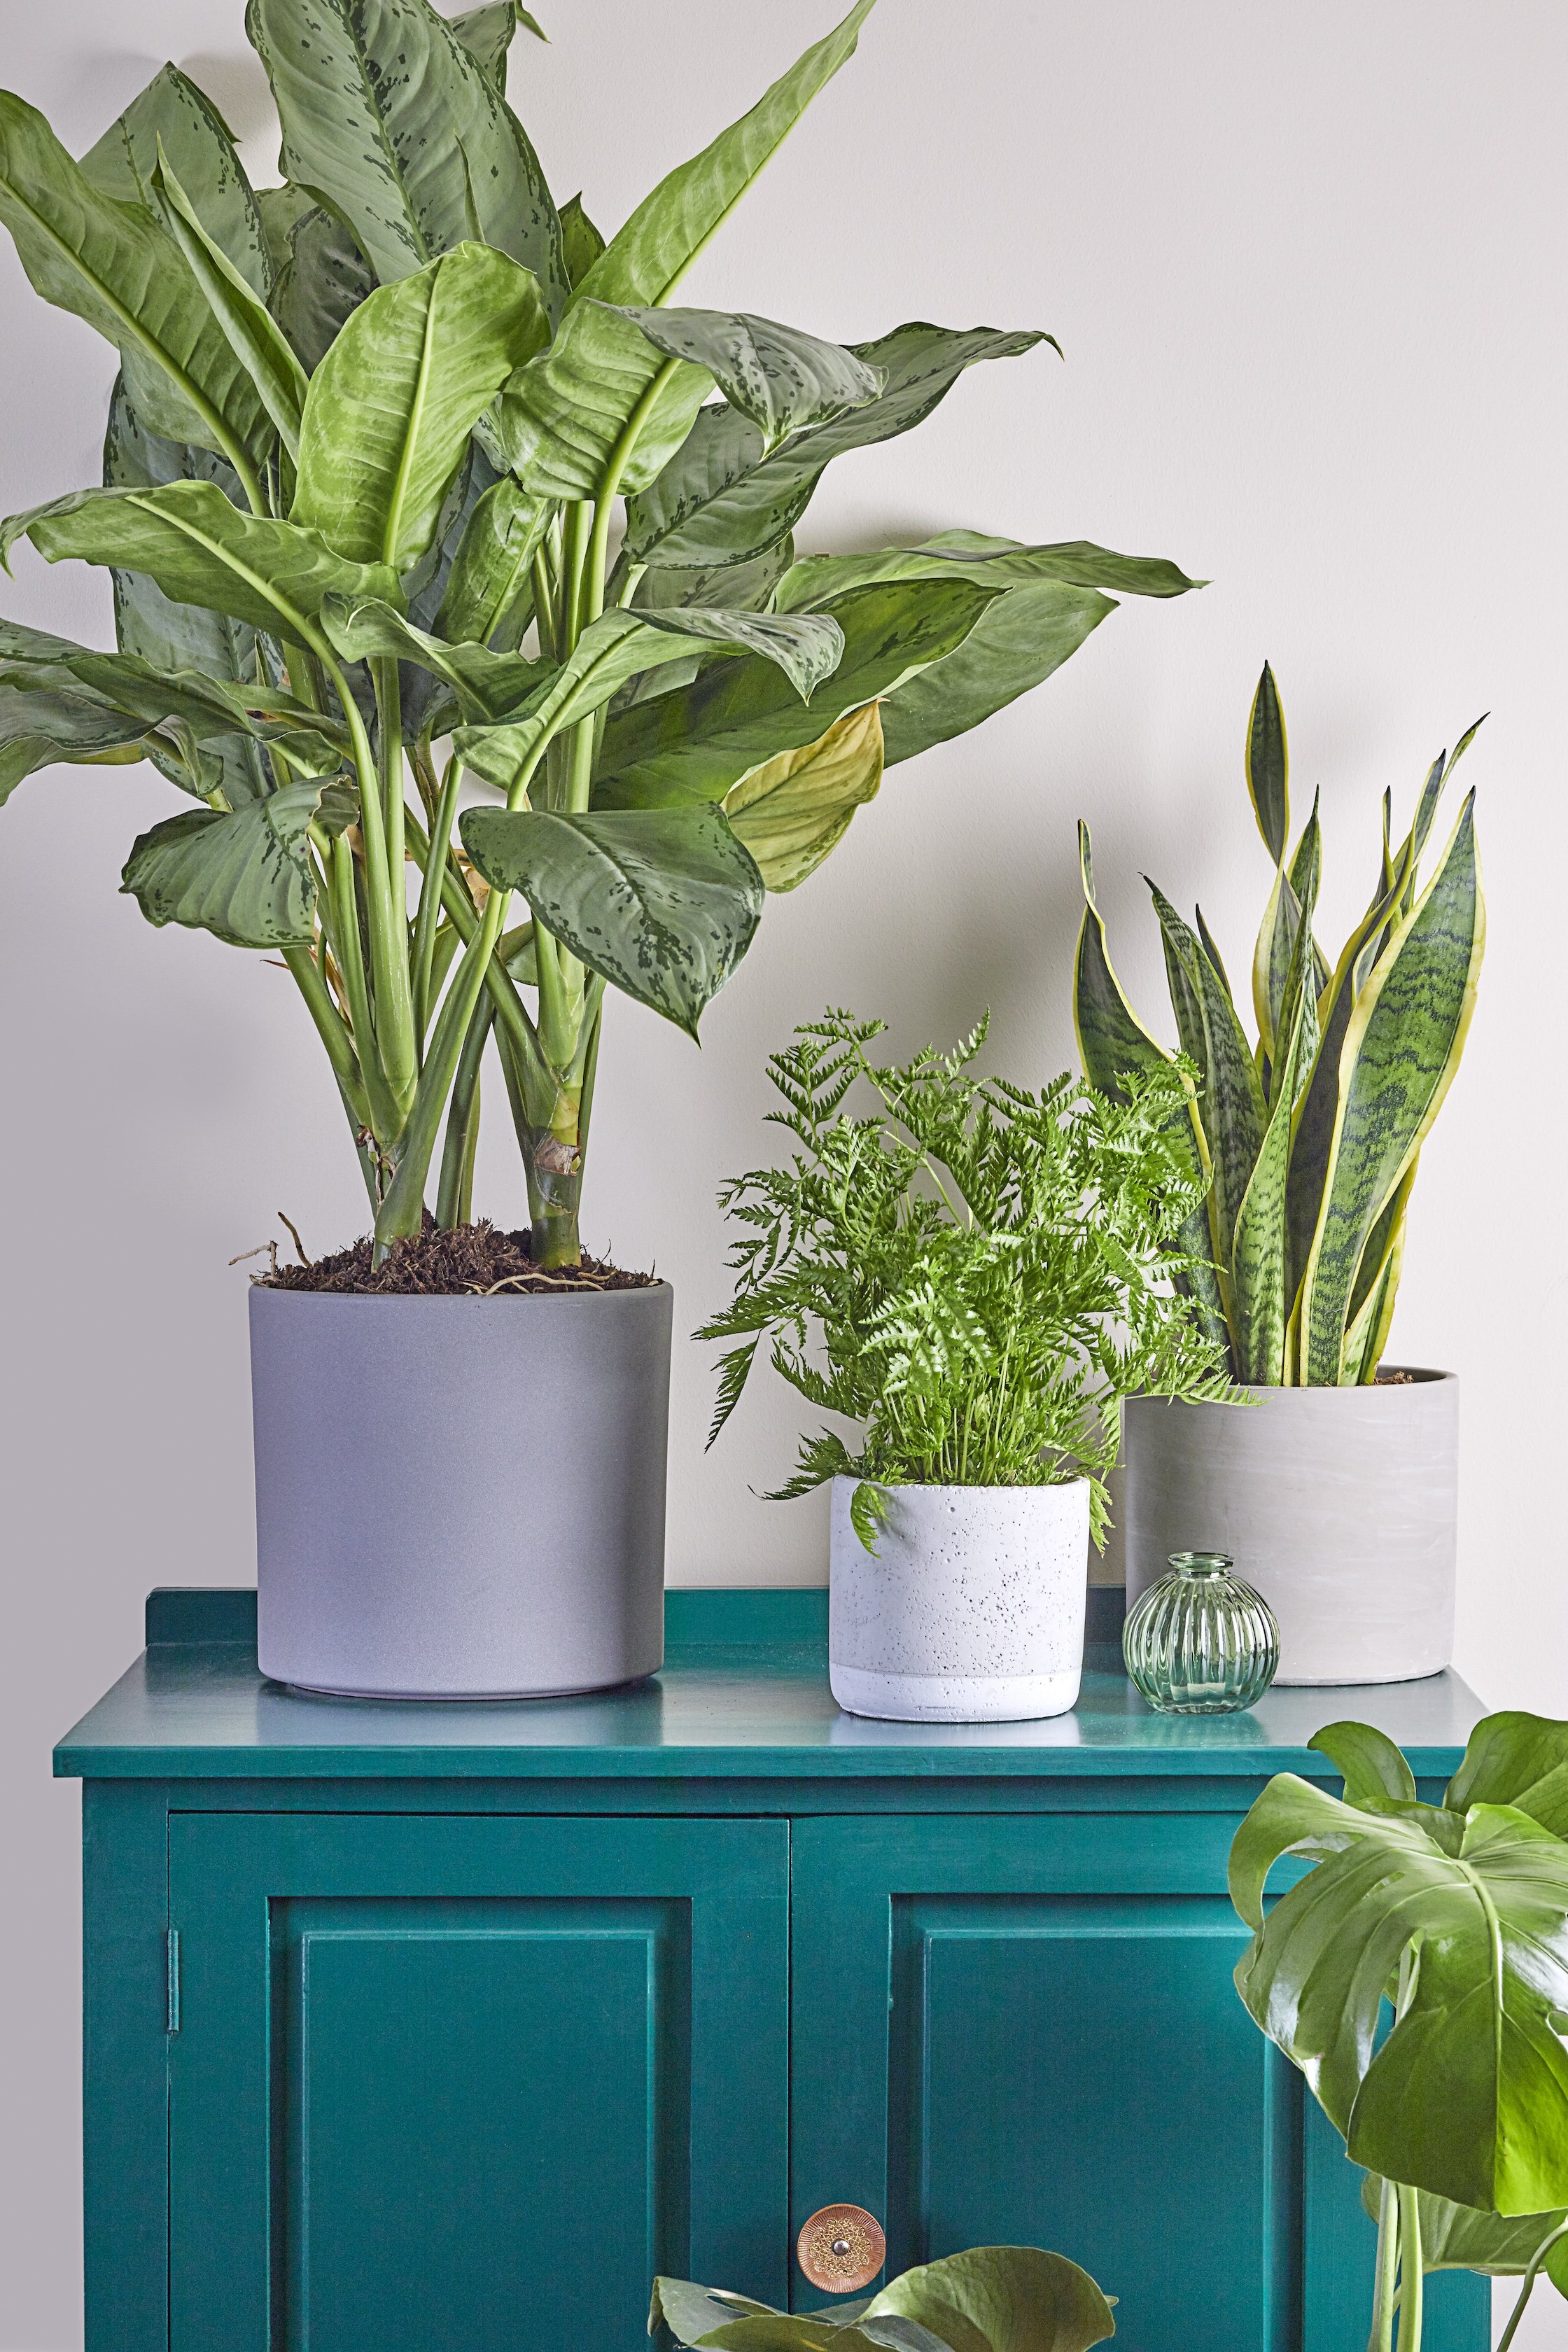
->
1 3 1563 2344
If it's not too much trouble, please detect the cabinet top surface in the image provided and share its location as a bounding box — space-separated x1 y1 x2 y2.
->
53 1588 1487 1782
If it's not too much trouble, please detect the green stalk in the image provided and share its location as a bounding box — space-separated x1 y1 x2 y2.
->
281 943 367 1121
411 751 462 1042
1368 2176 1400 2352
1395 2186 1422 2351
435 995 492 1228
1497 2222 1568 2352
374 887 508 1244
402 801 550 1095
329 832 400 1146
323 650 416 1112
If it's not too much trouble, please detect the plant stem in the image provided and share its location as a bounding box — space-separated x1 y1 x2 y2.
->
1497 2222 1568 2352
281 944 367 1120
1368 2176 1400 2352
1396 2185 1422 2352
411 751 461 1043
374 887 508 1244
330 833 400 1145
329 650 416 1112
436 996 491 1228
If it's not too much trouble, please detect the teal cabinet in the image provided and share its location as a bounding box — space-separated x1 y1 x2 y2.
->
57 1588 1494 2352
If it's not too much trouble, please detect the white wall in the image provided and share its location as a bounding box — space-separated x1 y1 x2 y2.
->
1 3 1564 2344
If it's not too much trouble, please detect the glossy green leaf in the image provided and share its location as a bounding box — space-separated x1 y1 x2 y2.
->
267 199 376 373
864 2244 1116 2352
435 475 552 648
450 0 547 91
293 244 549 571
319 595 545 722
1360 2176 1568 2288
559 193 605 290
1073 822 1226 1352
1 637 341 758
612 307 883 448
723 699 883 890
459 802 764 1035
1299 797 1484 1382
0 686 157 802
575 0 877 309
774 530 1200 609
0 91 270 470
151 149 310 461
877 581 1112 766
632 537 796 620
6 479 400 651
80 62 268 297
1231 1772 1568 2213
1446 1714 1568 1838
120 774 326 945
594 578 999 808
1309 1718 1418 1805
246 0 568 310
650 2280 780 2346
1245 660 1288 864
456 603 846 795
625 323 1049 570
493 298 715 503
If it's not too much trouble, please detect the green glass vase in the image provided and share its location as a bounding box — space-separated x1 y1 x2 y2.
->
1122 1551 1280 1715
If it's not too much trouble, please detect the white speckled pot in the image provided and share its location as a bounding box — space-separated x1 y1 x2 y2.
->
1122 1368 1457 1686
828 1476 1091 1723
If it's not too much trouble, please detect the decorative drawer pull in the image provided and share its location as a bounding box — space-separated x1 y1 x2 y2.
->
796 2204 886 2293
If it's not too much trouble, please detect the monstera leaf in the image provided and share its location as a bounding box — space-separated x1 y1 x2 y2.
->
651 2248 1115 2352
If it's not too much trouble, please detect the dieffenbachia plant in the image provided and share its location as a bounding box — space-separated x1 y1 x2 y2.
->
0 0 1199 1266
1231 1714 1568 2352
1074 664 1485 1381
651 2243 1116 2352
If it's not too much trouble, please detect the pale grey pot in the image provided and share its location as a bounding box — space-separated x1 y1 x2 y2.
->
1121 1367 1457 1686
828 1476 1091 1723
250 1282 671 1699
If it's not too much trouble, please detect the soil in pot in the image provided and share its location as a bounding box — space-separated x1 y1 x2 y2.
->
248 1216 657 1297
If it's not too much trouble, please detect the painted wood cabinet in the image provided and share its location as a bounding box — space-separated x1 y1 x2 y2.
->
57 1587 1492 2352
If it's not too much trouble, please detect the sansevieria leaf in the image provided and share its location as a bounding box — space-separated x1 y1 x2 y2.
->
120 774 326 946
722 700 883 891
1245 659 1288 864
574 0 878 310
293 245 550 572
1149 883 1266 1274
1298 795 1484 1382
460 802 764 1036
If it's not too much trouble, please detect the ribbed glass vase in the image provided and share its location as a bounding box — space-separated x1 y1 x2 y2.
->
1122 1551 1280 1715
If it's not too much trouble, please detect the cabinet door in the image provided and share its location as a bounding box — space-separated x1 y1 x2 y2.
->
169 1813 788 2352
791 1815 1487 2352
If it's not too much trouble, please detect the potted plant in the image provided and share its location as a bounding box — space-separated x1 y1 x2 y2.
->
700 1012 1231 1722
1075 664 1485 1684
1231 1711 1568 2350
0 0 1202 1698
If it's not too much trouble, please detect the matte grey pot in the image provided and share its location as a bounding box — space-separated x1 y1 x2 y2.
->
1121 1368 1457 1686
250 1282 671 1699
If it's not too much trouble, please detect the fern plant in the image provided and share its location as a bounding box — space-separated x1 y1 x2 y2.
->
699 1011 1232 1543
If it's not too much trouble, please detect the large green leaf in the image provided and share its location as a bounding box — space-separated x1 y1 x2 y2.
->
459 802 764 1036
456 603 846 795
6 479 400 652
152 152 311 462
624 324 1049 572
292 244 549 570
0 686 158 802
319 595 546 722
612 307 883 448
435 474 552 648
575 0 877 310
1298 796 1483 1382
774 531 1199 609
449 1 547 91
120 774 326 946
1359 2177 1568 2290
1446 1714 1568 1839
863 2246 1116 2352
559 193 606 290
493 298 715 503
633 537 797 621
1073 823 1226 1353
0 633 342 759
267 198 376 372
723 699 883 891
1230 1772 1568 2213
79 62 269 297
0 92 271 471
246 0 568 311
594 578 1000 808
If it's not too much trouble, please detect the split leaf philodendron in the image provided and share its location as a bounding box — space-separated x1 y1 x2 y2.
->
1231 1712 1568 2352
651 2243 1116 2352
0 0 1201 1266
1074 664 1485 1380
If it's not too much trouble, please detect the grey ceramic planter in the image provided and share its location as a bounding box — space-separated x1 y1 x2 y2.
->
1121 1367 1457 1686
251 1282 671 1698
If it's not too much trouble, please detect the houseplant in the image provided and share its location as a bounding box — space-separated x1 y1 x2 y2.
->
700 1011 1231 1721
1075 664 1485 1683
1231 1709 1568 2351
0 0 1201 1698
652 2242 1116 2352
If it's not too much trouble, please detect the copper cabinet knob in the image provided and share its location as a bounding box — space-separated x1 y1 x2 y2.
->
796 2204 886 2293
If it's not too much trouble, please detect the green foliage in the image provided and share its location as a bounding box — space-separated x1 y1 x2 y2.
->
1076 664 1485 1382
699 1011 1231 1525
1230 1712 1568 2351
0 0 1198 1262
651 2244 1116 2352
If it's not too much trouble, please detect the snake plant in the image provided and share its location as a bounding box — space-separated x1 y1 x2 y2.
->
0 0 1198 1268
1231 1714 1568 2351
1075 664 1485 1382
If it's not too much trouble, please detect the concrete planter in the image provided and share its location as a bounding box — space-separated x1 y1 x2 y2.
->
827 1476 1091 1722
250 1282 672 1698
1121 1368 1458 1686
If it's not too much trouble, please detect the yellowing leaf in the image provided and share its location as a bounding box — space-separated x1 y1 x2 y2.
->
722 700 883 890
